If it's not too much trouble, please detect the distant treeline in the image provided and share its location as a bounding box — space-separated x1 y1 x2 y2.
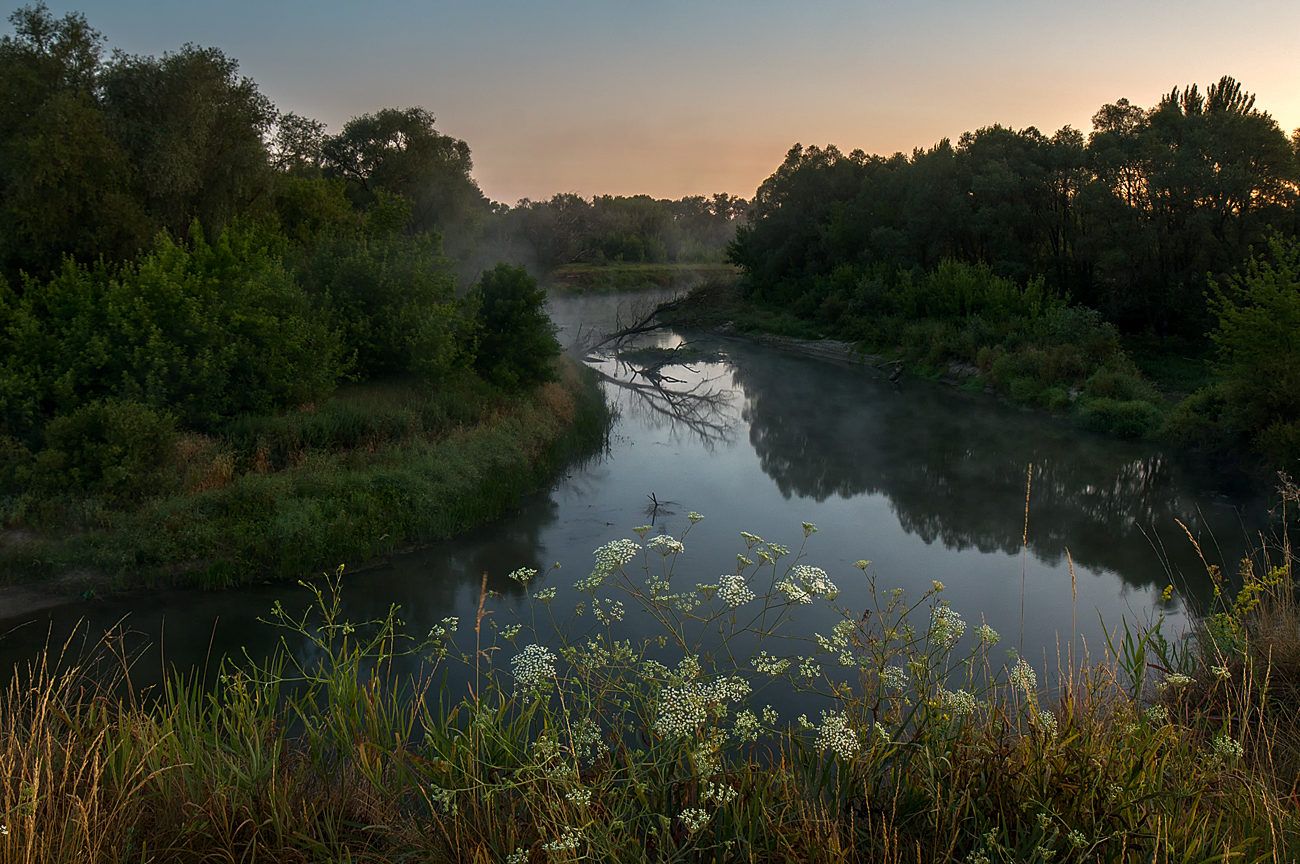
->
732 79 1299 336
725 78 1300 470
488 193 747 272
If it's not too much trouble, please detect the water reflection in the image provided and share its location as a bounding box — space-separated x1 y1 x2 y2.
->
0 291 1275 688
721 339 1268 611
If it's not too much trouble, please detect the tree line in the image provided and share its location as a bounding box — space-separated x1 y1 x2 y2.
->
726 78 1300 470
0 5 567 503
731 79 1299 336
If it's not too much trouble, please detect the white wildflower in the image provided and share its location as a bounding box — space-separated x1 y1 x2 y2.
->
798 656 821 680
593 598 625 625
717 573 755 607
801 521 818 536
976 624 1000 646
647 534 685 556
872 721 892 744
732 709 760 742
565 787 592 807
653 676 751 738
1212 733 1244 760
506 848 529 864
796 713 814 730
542 827 583 852
776 579 812 604
533 587 557 602
938 687 978 718
1009 658 1037 693
1144 704 1169 726
500 623 522 640
688 511 704 523
816 710 860 760
679 807 711 834
511 644 556 690
1035 708 1059 738
880 665 908 691
508 567 538 584
929 604 966 648
792 564 838 599
703 781 737 805
1067 829 1087 849
1211 664 1231 680
429 785 457 815
761 705 778 725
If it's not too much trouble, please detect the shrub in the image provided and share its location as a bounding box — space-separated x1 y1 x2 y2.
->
1207 234 1300 468
30 399 177 502
0 224 343 435
1078 396 1162 439
470 264 560 390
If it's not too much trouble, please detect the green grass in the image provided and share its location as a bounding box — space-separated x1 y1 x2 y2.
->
0 360 609 591
2 496 1296 863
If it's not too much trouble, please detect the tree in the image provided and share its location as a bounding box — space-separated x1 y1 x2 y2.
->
469 265 559 389
322 107 490 260
0 4 144 279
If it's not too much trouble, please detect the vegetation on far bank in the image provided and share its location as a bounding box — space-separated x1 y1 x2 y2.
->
2 489 1297 862
674 78 1300 471
546 262 739 294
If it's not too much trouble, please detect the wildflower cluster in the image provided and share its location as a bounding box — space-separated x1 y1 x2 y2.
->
653 676 751 738
511 644 556 691
816 710 860 759
577 538 642 591
647 534 685 556
717 572 755 607
1009 658 1037 692
930 603 967 648
938 686 979 718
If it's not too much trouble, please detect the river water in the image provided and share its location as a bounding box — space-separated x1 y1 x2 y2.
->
0 290 1274 689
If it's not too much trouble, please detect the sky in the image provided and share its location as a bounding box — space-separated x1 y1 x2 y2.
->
24 0 1300 205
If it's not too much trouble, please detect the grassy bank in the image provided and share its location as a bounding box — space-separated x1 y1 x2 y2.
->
0 359 609 591
664 274 1180 442
546 263 739 294
1 494 1297 862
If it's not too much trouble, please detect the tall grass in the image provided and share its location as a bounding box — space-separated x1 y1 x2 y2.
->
2 488 1297 862
0 359 609 590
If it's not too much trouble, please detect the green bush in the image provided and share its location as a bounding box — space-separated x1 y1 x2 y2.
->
1078 397 1162 439
1207 235 1300 468
291 195 465 381
1164 385 1234 451
29 399 177 502
0 224 343 437
469 264 560 390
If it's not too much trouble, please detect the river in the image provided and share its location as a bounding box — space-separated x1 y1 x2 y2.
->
0 290 1273 691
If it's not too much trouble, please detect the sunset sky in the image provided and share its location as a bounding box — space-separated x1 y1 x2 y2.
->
32 0 1300 204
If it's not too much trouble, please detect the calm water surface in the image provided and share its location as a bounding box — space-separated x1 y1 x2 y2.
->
0 291 1273 689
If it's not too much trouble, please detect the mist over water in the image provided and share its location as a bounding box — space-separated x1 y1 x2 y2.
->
0 290 1271 693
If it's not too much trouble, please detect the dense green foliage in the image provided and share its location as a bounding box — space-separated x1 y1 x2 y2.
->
470 265 561 389
732 79 1298 335
1164 236 1300 472
0 4 602 582
724 77 1300 463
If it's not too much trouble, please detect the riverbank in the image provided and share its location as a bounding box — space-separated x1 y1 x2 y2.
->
661 278 1232 445
0 358 609 600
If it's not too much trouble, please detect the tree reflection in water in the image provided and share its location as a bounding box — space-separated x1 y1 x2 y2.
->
717 337 1269 613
